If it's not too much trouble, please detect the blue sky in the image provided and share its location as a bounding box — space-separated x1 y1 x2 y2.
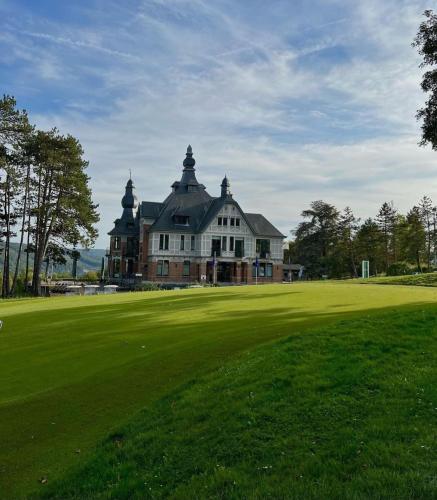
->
1 0 435 247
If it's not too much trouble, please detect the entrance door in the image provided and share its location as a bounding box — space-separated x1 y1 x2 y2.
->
217 262 232 282
241 262 247 282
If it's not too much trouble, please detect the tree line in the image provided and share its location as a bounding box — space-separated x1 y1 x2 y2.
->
286 199 437 279
0 95 99 297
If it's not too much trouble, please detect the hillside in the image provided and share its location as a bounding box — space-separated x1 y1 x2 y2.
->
359 272 437 287
41 305 437 499
0 243 105 277
1 283 437 498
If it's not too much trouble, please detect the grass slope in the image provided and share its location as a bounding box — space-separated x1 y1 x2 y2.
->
361 272 437 287
40 307 437 499
1 283 437 497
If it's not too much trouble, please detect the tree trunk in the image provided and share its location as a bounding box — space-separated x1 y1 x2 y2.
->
2 174 11 298
10 164 31 296
24 209 31 289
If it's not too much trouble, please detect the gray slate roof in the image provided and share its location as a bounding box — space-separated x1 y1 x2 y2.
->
245 213 286 238
109 147 285 239
140 201 164 219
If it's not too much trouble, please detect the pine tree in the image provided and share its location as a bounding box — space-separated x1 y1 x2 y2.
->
339 206 360 277
376 202 397 272
418 195 434 269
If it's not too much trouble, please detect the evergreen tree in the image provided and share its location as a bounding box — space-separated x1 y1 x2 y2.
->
0 95 32 297
355 218 383 276
376 202 397 272
339 206 360 277
413 10 437 149
403 207 426 271
418 195 434 268
28 129 99 295
294 201 340 278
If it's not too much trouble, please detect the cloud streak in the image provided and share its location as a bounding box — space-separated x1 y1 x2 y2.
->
0 0 434 246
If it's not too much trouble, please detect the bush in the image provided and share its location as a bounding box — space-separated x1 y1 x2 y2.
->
386 262 411 276
136 282 161 291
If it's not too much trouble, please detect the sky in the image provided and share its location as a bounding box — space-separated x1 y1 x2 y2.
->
0 0 435 247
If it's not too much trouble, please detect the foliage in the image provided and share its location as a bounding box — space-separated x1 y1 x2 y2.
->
81 271 99 281
361 271 437 287
413 10 437 149
293 198 436 279
386 261 410 276
0 96 99 296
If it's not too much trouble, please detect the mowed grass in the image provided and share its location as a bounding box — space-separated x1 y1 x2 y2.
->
360 272 437 287
42 307 437 499
1 283 437 498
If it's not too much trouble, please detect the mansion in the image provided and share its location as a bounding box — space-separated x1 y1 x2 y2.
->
108 146 285 284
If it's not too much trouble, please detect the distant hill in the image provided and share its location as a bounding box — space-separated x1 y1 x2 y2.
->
0 243 106 277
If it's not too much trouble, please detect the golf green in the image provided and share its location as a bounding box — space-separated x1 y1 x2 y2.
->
1 282 436 497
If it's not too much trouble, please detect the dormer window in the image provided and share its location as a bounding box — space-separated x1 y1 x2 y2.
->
173 215 189 225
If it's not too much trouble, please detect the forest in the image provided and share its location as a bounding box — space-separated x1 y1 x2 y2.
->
287 198 437 278
0 95 99 297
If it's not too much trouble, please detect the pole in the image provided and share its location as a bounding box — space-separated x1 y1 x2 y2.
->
289 254 291 282
213 251 217 285
255 256 258 285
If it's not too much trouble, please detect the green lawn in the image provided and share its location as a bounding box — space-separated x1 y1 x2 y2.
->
360 272 437 287
1 283 437 498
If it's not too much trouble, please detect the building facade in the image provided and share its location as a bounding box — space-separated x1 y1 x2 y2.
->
108 146 285 284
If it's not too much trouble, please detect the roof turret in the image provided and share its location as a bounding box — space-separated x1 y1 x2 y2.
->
221 175 232 198
122 178 138 209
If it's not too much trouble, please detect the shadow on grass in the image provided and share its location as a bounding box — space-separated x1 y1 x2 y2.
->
1 294 437 498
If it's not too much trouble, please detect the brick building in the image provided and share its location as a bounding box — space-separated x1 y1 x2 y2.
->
108 146 285 285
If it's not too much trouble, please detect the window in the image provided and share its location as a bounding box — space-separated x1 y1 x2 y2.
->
183 260 190 276
159 234 169 250
211 238 221 257
230 217 235 226
113 259 120 275
126 237 136 256
218 217 223 226
256 239 270 258
222 236 227 251
235 218 240 227
191 235 195 251
114 236 121 250
235 239 244 257
157 260 169 276
174 215 189 225
252 262 273 278
230 236 234 252
180 234 185 251
223 217 228 226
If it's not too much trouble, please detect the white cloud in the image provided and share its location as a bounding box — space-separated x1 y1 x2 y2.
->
2 0 435 246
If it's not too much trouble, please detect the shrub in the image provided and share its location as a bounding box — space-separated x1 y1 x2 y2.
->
386 262 411 276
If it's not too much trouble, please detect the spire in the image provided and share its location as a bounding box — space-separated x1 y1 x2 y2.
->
183 144 196 169
122 176 138 209
221 175 231 198
179 144 199 187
